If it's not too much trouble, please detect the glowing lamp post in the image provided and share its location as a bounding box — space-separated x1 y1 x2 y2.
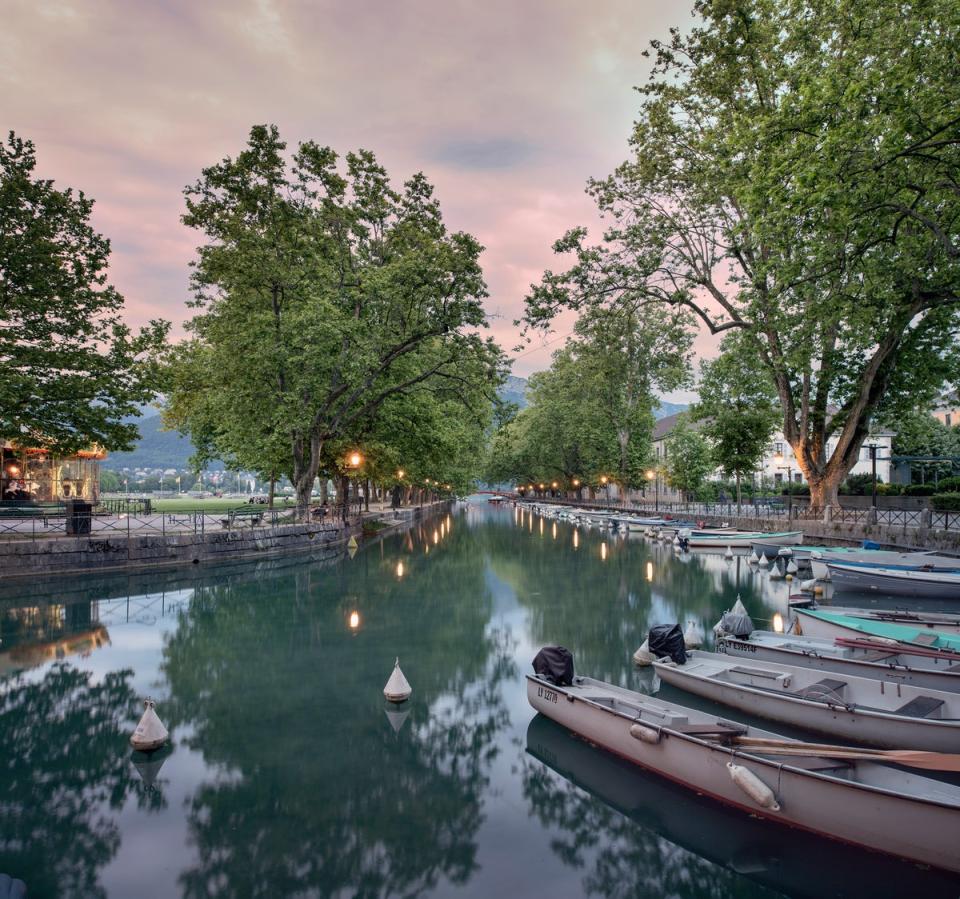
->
646 468 658 512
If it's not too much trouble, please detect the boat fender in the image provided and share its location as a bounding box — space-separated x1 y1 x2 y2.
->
727 763 781 812
629 723 661 744
633 639 657 667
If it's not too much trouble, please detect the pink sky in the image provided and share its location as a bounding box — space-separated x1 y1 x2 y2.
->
4 0 714 391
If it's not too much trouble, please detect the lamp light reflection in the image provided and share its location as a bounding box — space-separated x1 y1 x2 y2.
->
573 530 579 549
433 529 439 544
552 522 557 540
773 612 784 633
396 561 405 578
601 542 608 561
348 611 360 630
646 561 653 582
539 518 544 535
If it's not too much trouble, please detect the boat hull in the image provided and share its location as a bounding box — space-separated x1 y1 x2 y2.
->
829 564 960 600
688 531 803 549
527 676 960 873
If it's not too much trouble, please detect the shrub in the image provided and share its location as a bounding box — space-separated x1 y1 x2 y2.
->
876 483 902 496
934 476 960 493
780 482 810 496
903 483 938 496
840 473 881 495
931 492 960 511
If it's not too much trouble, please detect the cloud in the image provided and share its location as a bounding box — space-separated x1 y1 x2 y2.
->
3 0 698 374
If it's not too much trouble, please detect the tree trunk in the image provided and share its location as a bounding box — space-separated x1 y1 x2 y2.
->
806 469 843 517
735 472 742 511
268 471 276 509
292 433 322 520
320 478 328 505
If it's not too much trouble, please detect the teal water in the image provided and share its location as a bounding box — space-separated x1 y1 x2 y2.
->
1 501 958 898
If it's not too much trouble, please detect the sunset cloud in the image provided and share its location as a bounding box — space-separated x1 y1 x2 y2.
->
4 0 705 386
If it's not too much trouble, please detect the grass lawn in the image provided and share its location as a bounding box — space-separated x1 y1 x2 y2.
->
152 497 298 513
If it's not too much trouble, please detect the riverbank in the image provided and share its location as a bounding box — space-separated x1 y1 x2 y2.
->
0 501 452 578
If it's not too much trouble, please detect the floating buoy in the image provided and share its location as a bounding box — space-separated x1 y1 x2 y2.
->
748 550 759 564
130 699 169 752
769 564 783 580
683 621 705 648
786 559 798 574
629 723 661 744
347 535 358 550
799 578 817 593
813 585 825 595
724 546 734 560
728 763 781 811
633 639 656 666
785 573 793 581
758 554 770 568
731 596 748 617
383 657 412 703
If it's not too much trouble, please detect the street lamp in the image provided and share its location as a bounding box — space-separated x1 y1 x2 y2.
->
867 443 879 510
646 468 659 512
774 453 793 519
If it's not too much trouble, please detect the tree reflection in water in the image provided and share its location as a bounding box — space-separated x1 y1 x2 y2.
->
523 715 960 899
0 664 141 899
162 521 517 898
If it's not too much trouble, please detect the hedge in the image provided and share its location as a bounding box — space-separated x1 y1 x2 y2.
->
903 483 938 496
931 492 960 511
933 476 960 493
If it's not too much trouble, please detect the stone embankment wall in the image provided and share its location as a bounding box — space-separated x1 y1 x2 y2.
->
0 501 452 578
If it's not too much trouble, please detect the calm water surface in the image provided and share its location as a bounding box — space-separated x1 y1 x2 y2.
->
2 501 959 898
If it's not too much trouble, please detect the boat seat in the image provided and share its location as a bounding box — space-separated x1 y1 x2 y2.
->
793 678 847 702
672 722 748 739
895 695 945 719
946 664 960 673
912 634 940 647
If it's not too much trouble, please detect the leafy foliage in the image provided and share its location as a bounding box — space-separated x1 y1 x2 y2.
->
0 132 168 452
663 416 713 499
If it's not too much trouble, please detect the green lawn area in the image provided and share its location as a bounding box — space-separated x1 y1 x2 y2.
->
152 497 298 513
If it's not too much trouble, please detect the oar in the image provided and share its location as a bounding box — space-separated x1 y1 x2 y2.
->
728 736 960 772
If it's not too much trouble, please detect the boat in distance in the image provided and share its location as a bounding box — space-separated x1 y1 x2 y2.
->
527 670 960 873
794 608 960 652
827 562 960 599
717 630 960 693
809 549 954 581
653 649 960 751
683 530 803 549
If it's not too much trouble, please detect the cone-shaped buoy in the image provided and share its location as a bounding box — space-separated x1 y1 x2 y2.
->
130 699 169 752
786 559 798 574
769 563 783 580
633 639 656 666
748 550 759 564
724 546 734 560
683 621 705 649
731 596 748 617
758 554 770 568
799 577 817 592
384 657 412 703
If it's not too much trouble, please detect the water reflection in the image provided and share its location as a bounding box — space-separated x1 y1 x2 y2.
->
524 715 960 899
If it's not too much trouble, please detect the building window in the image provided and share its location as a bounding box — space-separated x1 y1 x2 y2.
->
794 473 802 483
774 442 783 456
774 473 783 485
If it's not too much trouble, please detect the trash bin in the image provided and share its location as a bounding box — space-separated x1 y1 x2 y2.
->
66 499 92 535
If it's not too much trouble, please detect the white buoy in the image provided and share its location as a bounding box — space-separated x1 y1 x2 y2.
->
769 564 783 580
758 554 770 568
724 546 734 560
731 596 748 617
683 621 705 648
130 699 169 752
748 550 759 564
799 577 817 593
786 559 798 574
384 657 412 703
633 639 656 666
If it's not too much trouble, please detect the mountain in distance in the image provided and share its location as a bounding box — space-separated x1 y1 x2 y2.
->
655 400 689 419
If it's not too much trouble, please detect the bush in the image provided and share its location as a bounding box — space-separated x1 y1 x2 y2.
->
931 492 960 511
934 476 960 493
903 483 938 496
840 473 881 495
876 483 902 496
780 482 810 496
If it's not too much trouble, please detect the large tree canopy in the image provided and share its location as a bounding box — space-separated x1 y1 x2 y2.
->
0 132 168 452
523 0 960 512
167 125 503 513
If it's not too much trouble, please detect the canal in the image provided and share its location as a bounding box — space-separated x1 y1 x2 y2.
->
1 500 958 898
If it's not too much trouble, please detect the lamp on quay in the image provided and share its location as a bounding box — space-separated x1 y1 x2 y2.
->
646 468 659 513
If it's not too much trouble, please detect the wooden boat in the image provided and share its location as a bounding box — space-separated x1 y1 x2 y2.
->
527 671 960 873
794 605 960 635
525 715 960 898
827 563 960 600
717 630 960 693
794 608 960 653
653 650 960 751
809 550 949 581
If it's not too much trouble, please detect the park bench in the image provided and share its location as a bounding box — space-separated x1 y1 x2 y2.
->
222 507 266 528
0 503 67 526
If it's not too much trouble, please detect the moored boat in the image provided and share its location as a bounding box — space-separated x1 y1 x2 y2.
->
794 605 960 634
794 608 960 653
717 630 960 693
809 550 951 581
527 667 960 873
827 563 960 599
653 650 960 751
686 530 803 549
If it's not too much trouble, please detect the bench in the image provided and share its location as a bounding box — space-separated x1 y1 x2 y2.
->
793 678 847 702
895 695 945 719
222 508 265 528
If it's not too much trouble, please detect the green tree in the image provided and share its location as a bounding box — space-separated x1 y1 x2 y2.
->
693 333 780 506
663 416 713 501
524 0 960 514
171 125 501 516
0 132 168 452
891 410 960 482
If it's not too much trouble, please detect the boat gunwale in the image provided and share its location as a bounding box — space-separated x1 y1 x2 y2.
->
526 673 960 812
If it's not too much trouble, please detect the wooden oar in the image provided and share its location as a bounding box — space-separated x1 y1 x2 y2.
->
728 736 960 772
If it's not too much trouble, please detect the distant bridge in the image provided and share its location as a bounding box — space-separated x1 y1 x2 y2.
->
474 489 516 498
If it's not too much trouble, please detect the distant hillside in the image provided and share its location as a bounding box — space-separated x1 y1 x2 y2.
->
654 401 688 419
103 414 216 471
498 374 529 410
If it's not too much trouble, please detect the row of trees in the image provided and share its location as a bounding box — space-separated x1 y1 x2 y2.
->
2 127 506 514
521 0 960 514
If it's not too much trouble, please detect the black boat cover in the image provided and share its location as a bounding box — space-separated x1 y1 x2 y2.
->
533 646 575 686
648 623 687 664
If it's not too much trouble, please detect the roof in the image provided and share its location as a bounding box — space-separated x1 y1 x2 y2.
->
653 412 688 442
